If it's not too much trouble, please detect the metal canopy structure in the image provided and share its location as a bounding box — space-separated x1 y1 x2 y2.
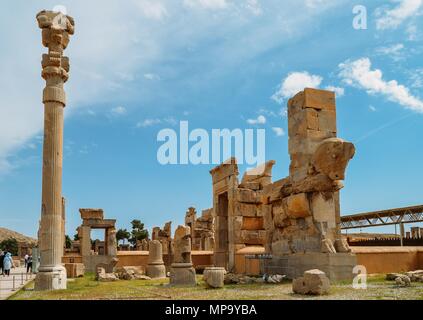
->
341 205 423 230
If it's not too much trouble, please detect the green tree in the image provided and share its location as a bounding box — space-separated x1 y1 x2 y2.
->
116 228 131 245
129 219 149 246
65 235 72 249
73 233 79 241
0 238 19 256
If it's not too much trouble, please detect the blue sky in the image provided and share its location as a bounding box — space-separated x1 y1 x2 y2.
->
0 0 422 238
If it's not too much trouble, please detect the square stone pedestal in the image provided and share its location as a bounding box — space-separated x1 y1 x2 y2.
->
263 253 357 282
34 265 67 290
170 263 196 286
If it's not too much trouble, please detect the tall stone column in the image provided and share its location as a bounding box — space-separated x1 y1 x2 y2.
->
35 10 75 291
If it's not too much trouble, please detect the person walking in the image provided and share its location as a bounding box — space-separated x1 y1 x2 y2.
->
3 252 13 277
26 255 33 274
0 251 4 275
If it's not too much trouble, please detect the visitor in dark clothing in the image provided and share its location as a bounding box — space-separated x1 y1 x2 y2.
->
26 255 33 273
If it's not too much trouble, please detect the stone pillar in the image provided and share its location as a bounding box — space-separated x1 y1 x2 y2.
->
79 226 91 257
146 240 166 278
107 228 117 257
170 226 196 286
61 197 66 258
35 10 75 291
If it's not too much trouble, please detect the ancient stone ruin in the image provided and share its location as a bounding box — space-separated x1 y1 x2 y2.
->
185 207 215 251
77 209 118 272
146 240 166 279
170 225 196 286
35 10 75 291
208 88 356 281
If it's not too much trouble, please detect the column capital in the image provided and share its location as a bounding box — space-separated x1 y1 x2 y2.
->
36 10 74 83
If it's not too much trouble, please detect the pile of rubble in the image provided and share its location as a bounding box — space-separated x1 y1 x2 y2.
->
95 266 154 282
386 270 423 287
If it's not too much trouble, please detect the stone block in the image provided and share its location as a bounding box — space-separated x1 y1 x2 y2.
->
235 202 258 217
64 263 85 278
233 216 243 233
240 230 265 245
310 192 336 229
303 88 336 111
242 217 264 230
236 188 260 204
292 269 330 295
210 160 238 184
170 263 197 286
318 110 337 133
306 108 319 130
285 193 311 218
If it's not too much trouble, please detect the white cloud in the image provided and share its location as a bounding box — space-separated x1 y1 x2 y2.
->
247 115 266 125
272 71 323 104
375 43 405 61
339 58 423 113
369 105 377 112
325 86 345 97
136 117 177 128
183 0 228 10
245 0 263 16
272 127 285 137
111 106 127 116
144 73 161 80
375 0 423 30
406 24 418 40
133 0 169 20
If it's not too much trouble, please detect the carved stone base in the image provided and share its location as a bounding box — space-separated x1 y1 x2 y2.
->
170 263 196 286
34 265 67 291
146 263 166 279
264 253 357 282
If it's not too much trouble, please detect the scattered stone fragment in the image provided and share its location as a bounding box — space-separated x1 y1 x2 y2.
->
395 276 411 287
116 266 145 280
405 270 423 282
292 269 330 295
264 274 286 283
386 273 404 281
95 267 118 282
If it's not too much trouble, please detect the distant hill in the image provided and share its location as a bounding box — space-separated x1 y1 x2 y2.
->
0 227 37 245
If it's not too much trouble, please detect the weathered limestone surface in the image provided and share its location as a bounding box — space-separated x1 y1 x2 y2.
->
185 207 215 251
35 10 75 291
77 209 118 272
205 88 356 280
170 225 196 286
146 240 166 279
203 267 226 288
64 263 84 278
95 267 118 282
292 269 330 295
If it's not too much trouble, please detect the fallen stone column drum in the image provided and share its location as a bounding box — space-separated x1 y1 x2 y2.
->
203 267 226 288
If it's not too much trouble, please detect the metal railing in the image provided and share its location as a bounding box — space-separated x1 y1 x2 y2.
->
0 272 35 292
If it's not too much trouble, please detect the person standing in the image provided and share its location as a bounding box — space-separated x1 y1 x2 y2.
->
26 255 33 274
0 251 4 275
24 254 29 269
3 252 13 277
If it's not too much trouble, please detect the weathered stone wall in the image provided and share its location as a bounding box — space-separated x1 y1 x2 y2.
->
185 207 215 251
209 88 356 278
